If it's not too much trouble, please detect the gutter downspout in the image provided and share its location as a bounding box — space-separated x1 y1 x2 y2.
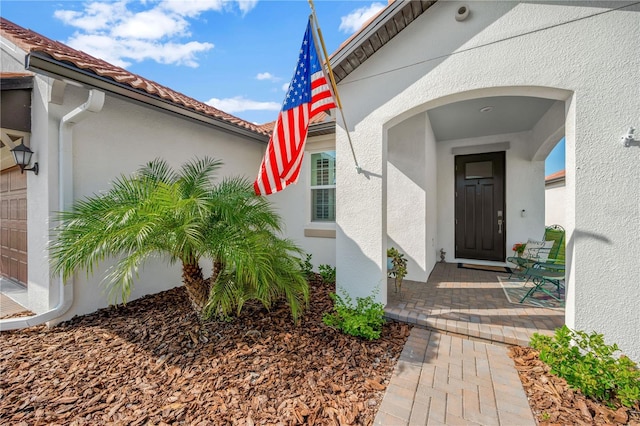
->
1 89 105 331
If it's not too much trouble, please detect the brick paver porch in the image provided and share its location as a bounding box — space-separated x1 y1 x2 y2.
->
385 262 565 348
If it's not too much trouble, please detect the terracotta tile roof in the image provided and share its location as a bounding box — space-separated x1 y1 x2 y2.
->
545 169 565 183
0 17 270 137
0 72 33 78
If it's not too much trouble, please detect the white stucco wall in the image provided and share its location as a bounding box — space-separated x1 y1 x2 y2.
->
545 181 566 228
387 113 429 281
385 112 439 282
335 1 640 360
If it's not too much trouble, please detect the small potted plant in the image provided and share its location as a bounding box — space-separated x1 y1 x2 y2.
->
386 247 408 293
512 243 526 257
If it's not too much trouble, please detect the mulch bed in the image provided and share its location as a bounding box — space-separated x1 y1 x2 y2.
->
0 276 411 425
509 346 640 426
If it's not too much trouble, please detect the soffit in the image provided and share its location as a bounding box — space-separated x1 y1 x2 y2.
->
428 96 557 141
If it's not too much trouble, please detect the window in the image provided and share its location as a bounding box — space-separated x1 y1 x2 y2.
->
465 161 493 179
310 151 336 222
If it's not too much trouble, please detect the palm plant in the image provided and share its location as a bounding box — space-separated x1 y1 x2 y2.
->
50 157 309 322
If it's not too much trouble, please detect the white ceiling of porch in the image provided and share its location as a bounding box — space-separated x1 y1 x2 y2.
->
427 96 557 142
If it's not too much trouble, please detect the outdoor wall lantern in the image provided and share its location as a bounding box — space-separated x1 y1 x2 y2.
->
621 127 639 148
10 141 39 175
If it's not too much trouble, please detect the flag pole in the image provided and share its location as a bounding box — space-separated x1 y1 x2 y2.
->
307 1 362 174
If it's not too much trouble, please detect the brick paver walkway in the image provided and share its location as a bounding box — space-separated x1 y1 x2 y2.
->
376 262 561 425
374 327 535 425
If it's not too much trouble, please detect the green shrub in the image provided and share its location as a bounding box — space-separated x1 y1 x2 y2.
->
530 325 640 408
318 264 336 284
386 247 407 293
298 253 314 279
322 290 385 340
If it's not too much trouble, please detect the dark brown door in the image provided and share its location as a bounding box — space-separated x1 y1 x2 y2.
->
455 152 505 261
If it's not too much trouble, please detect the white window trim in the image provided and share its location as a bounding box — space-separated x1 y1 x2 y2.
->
305 146 336 234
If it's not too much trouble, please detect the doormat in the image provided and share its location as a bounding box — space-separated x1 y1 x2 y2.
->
498 276 565 310
457 263 512 274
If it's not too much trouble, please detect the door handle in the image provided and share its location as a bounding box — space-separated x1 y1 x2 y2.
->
497 219 503 234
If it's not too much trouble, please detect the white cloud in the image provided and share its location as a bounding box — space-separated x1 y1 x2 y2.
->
339 2 385 34
237 0 258 15
111 9 189 40
281 83 290 92
160 0 257 17
65 34 132 67
160 0 226 17
53 0 257 67
256 72 280 82
256 72 273 80
67 34 213 68
205 96 281 113
54 1 129 32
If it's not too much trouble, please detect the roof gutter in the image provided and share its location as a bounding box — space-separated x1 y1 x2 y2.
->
1 89 105 331
26 52 269 144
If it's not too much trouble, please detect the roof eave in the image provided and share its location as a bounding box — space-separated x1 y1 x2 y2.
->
329 0 438 84
26 52 269 144
330 1 408 66
545 176 565 185
309 120 336 137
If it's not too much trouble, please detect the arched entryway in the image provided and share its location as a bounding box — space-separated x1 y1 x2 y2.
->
385 88 570 283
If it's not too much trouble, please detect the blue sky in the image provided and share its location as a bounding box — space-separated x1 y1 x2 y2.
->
1 0 385 124
546 138 565 175
1 0 565 173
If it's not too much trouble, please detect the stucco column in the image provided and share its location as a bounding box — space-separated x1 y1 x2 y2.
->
569 93 640 362
27 78 56 314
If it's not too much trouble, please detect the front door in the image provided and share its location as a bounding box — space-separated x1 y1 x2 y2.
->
455 152 505 261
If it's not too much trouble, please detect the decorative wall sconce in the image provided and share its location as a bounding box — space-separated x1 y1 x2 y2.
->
10 141 39 174
621 127 639 148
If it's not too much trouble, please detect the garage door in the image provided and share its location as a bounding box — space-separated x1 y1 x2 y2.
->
0 166 27 287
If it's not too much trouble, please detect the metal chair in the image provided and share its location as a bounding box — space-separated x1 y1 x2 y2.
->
507 225 566 304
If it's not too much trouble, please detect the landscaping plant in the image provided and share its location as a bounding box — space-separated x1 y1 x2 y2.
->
386 247 408 293
298 253 314 280
50 157 309 322
322 289 385 340
318 264 336 285
530 325 640 408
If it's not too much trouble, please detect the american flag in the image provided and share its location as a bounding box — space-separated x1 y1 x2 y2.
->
254 19 336 196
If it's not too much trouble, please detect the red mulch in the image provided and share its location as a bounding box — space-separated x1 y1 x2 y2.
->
0 276 411 425
509 346 640 426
